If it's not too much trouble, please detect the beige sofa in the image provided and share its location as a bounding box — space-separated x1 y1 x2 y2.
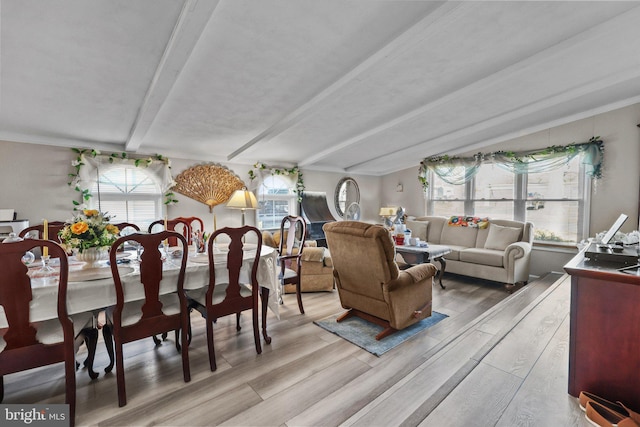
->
406 216 534 291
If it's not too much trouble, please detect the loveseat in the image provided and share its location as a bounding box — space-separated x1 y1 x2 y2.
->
406 216 534 291
262 230 334 293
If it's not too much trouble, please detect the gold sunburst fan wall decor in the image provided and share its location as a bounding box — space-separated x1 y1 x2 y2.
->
173 164 246 212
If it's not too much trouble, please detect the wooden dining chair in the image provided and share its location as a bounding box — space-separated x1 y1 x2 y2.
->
188 226 263 371
175 216 204 245
147 218 191 247
105 230 190 407
0 239 95 427
18 221 66 240
112 222 140 233
277 215 307 314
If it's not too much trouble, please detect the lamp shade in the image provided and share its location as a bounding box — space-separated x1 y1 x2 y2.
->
379 207 397 217
227 189 258 210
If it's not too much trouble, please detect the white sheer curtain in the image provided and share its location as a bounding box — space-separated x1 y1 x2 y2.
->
76 154 175 194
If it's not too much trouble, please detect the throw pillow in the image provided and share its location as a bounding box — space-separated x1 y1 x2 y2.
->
448 216 489 229
484 224 522 251
406 220 428 241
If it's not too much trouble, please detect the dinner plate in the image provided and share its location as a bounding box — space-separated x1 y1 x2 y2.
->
69 266 134 282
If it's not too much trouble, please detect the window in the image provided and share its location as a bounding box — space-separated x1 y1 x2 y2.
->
427 156 588 244
257 175 298 229
89 165 163 230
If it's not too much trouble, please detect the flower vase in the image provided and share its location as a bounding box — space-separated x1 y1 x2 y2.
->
75 247 109 269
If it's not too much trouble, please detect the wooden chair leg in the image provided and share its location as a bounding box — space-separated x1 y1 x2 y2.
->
174 329 181 352
261 287 272 345
236 312 242 331
253 304 262 355
65 348 77 427
1 375 3 402
102 324 115 373
187 315 193 345
375 326 398 341
296 280 304 314
336 310 356 323
115 340 127 407
206 319 217 371
82 328 99 379
181 314 191 382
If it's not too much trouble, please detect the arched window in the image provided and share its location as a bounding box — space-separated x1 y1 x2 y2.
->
89 164 163 230
257 175 298 229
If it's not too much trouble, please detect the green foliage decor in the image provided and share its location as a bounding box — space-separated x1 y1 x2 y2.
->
248 162 305 202
418 137 604 190
68 148 177 209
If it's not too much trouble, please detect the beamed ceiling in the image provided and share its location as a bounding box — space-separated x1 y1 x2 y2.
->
2 0 640 175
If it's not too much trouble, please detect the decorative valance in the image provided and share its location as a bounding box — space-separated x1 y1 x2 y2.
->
248 162 305 202
418 137 603 190
68 149 176 207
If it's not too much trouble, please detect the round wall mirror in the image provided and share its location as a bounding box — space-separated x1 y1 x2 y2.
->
334 177 360 218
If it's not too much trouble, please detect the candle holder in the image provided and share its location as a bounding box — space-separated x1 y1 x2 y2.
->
29 255 57 284
162 241 170 262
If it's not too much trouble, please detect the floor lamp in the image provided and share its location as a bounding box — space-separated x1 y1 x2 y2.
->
226 188 258 226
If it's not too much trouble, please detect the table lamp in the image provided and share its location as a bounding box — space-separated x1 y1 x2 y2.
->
379 207 397 229
226 188 258 226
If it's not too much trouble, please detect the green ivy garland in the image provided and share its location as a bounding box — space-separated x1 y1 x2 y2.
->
418 137 604 190
68 148 178 209
248 162 305 202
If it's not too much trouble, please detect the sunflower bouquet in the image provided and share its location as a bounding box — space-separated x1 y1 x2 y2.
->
58 209 120 254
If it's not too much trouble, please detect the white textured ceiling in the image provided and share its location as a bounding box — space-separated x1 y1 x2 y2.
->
2 0 640 175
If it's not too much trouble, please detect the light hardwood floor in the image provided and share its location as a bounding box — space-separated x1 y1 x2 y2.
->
4 273 592 426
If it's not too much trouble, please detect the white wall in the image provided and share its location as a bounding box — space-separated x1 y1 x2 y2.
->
3 102 637 276
0 141 75 223
381 103 640 276
0 144 382 234
300 170 381 223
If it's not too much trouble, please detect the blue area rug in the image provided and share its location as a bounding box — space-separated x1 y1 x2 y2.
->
314 311 448 356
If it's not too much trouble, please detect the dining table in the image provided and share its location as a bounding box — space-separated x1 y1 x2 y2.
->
1 244 280 350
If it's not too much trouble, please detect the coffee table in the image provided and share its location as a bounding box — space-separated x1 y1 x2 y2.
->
395 244 451 289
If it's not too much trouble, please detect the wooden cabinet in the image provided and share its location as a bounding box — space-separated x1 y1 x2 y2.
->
564 252 640 410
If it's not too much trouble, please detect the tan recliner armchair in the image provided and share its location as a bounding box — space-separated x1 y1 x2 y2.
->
323 221 438 340
261 230 335 293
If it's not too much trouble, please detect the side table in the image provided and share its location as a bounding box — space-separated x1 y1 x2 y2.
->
395 244 451 289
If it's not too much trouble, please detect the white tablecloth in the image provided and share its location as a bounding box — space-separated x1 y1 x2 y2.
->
0 246 279 328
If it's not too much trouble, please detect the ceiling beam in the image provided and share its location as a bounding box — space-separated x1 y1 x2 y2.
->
226 1 464 161
308 4 640 170
347 74 640 175
125 0 221 152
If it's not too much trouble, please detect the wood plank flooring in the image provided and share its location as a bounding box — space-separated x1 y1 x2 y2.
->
3 273 592 426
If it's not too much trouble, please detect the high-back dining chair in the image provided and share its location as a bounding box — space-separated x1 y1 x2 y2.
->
276 215 307 314
112 222 140 233
19 221 66 240
188 226 263 371
0 239 95 427
106 231 190 407
147 218 191 247
175 216 204 245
